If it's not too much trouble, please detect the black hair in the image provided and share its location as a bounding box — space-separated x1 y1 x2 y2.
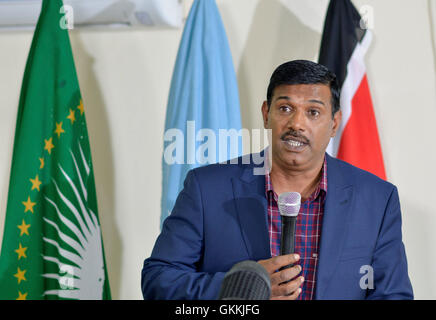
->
266 60 340 117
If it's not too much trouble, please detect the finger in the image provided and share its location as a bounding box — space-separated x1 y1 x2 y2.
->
271 276 304 297
287 287 302 300
258 254 300 274
270 265 302 286
271 288 302 301
288 287 302 300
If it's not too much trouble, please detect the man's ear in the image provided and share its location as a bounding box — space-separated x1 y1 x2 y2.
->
261 101 269 129
331 110 342 137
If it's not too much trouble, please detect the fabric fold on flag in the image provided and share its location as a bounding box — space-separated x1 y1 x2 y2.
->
161 0 242 226
0 0 111 300
319 0 386 180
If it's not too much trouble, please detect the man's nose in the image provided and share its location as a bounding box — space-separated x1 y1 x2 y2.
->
287 109 306 132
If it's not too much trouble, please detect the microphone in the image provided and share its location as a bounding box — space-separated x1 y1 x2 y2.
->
218 260 271 300
278 192 301 270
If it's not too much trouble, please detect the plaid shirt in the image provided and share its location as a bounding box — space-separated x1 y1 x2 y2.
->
265 157 327 300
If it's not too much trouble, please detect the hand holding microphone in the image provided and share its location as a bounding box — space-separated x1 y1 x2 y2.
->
257 254 303 300
222 191 303 300
258 191 304 300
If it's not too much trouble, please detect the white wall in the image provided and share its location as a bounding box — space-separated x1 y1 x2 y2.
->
0 0 435 299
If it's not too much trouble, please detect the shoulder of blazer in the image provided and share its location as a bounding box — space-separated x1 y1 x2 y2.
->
325 153 396 195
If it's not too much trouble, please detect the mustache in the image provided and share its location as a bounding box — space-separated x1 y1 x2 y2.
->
280 130 310 144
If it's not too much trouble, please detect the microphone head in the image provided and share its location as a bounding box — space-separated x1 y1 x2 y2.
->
218 260 271 300
278 192 301 217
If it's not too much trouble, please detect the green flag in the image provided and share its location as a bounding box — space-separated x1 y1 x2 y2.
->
0 0 111 300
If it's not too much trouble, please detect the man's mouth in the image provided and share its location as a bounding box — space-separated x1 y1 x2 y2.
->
281 135 309 151
284 139 306 147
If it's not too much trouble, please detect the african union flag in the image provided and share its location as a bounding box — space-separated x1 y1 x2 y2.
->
0 0 111 300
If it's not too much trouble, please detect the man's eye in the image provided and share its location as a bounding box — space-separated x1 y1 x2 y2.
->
309 109 320 117
279 106 292 112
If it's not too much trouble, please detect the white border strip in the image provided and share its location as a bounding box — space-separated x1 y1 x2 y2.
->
327 30 373 157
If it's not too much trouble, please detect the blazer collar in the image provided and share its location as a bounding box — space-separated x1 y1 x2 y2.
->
315 153 354 299
231 151 270 260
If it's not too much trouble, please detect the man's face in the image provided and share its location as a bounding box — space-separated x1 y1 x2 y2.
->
262 83 342 171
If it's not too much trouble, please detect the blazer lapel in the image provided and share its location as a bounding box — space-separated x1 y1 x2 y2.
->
315 154 354 299
231 163 270 261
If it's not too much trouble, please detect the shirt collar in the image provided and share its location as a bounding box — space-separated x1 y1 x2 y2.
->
265 156 328 201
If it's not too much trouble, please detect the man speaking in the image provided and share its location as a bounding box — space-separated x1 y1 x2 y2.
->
141 60 413 300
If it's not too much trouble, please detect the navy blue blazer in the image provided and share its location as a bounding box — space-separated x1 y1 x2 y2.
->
141 153 413 299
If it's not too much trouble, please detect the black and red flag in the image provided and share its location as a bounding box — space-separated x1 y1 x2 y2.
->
319 0 386 180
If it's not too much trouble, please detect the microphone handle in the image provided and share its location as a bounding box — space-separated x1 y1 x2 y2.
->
280 215 297 271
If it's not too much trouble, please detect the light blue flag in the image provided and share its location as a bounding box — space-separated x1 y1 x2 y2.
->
161 0 242 226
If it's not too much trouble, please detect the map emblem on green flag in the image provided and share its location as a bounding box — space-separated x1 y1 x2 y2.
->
0 0 111 300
